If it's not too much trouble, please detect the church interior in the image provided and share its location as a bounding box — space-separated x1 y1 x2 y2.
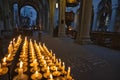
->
0 0 120 80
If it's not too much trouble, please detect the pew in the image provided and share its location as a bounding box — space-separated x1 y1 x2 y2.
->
90 31 120 50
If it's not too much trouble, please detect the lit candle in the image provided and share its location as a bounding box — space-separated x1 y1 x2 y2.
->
20 61 23 69
35 70 39 77
55 67 58 71
50 50 52 54
18 61 23 77
8 41 13 54
43 60 46 64
53 54 56 62
0 63 3 73
31 70 42 80
67 67 71 78
33 59 37 64
56 59 58 65
7 54 11 59
62 62 65 72
13 38 15 46
52 66 61 76
47 66 50 73
49 74 53 80
41 56 44 60
39 43 44 52
3 57 6 63
43 43 49 53
58 59 61 67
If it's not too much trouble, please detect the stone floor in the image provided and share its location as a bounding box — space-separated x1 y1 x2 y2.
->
1 31 120 80
38 32 120 80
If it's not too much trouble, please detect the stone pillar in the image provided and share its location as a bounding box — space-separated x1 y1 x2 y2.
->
58 0 66 37
17 6 20 28
49 0 56 36
38 14 42 31
0 0 4 36
41 10 45 31
109 3 118 32
75 0 92 44
92 8 99 31
3 0 11 30
44 10 49 32
13 3 19 29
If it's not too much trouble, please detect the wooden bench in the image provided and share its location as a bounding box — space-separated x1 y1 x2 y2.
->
90 31 120 50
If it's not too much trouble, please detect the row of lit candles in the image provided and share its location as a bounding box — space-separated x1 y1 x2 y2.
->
0 35 22 76
33 39 72 79
13 37 29 80
6 36 73 80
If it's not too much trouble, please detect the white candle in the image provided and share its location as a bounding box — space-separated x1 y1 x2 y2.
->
52 54 55 61
62 62 65 71
58 59 61 67
47 66 50 73
56 59 58 65
49 74 53 80
35 70 39 77
20 61 23 68
7 54 11 58
3 57 6 63
67 67 71 78
13 38 15 45
18 61 23 76
33 59 37 65
55 67 58 71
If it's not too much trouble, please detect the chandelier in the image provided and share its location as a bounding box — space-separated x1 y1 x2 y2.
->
66 0 79 7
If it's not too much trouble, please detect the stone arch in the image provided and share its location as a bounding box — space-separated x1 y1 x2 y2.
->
19 4 40 26
97 0 112 31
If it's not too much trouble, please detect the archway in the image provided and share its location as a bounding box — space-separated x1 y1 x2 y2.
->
97 0 111 31
20 5 37 29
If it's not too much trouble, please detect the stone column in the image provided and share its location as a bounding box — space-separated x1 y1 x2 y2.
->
109 4 118 32
0 0 4 36
44 10 49 32
3 0 11 30
75 0 92 44
49 0 56 36
92 8 99 31
41 10 46 31
58 0 66 37
17 6 20 28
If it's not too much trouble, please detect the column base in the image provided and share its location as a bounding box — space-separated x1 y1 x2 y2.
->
58 32 66 38
75 36 92 45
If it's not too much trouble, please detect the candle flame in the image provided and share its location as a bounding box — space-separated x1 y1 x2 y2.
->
68 67 71 72
67 67 71 78
20 61 23 68
35 70 39 74
13 38 15 41
47 66 50 73
50 74 53 79
8 54 11 58
33 59 37 63
63 62 65 66
3 57 6 63
59 59 61 62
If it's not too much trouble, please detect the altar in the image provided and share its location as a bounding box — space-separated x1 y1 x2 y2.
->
0 35 73 80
